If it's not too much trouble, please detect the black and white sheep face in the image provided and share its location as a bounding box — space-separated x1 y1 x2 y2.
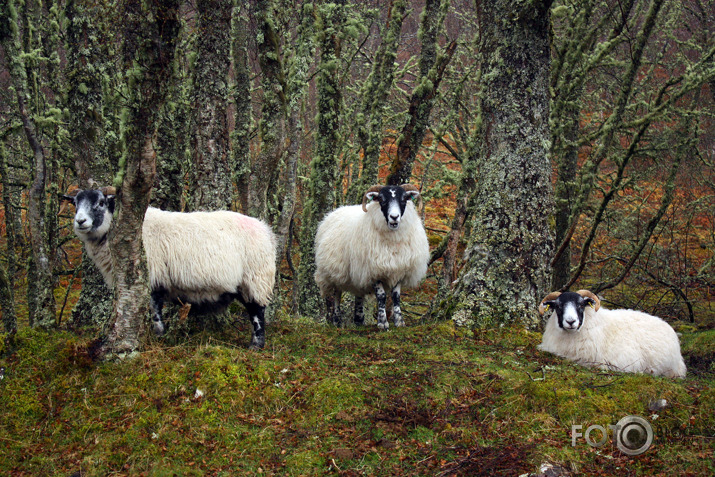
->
365 186 419 230
68 190 115 241
542 291 596 331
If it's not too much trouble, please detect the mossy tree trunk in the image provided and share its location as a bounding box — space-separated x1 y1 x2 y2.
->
386 0 456 186
103 0 179 356
231 0 252 213
434 0 553 329
1 0 57 329
346 0 406 202
0 139 17 334
66 0 115 331
248 0 286 221
187 0 233 212
297 0 345 320
270 5 316 318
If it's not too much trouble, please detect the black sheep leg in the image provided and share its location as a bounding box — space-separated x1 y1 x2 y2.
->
353 296 365 326
326 291 342 327
150 290 167 336
391 284 404 327
374 281 388 329
244 301 266 349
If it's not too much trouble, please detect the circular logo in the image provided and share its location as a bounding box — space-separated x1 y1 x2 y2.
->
615 415 653 456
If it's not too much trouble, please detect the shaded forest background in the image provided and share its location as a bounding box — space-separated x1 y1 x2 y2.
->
0 0 713 349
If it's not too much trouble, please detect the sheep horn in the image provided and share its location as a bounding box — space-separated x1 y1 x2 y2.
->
100 186 117 196
576 290 600 311
362 185 383 213
538 291 562 315
401 184 423 213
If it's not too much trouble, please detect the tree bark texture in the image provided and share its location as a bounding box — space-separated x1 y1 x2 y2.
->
104 0 179 355
66 0 116 330
2 0 57 329
231 1 252 213
297 1 344 320
248 0 286 221
187 0 233 212
436 0 553 329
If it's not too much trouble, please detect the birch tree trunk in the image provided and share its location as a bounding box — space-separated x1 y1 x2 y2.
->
435 0 553 329
103 0 179 356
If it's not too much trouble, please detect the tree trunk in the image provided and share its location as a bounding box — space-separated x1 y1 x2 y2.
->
66 0 115 331
0 140 17 334
248 0 286 221
346 0 407 202
231 0 252 213
103 0 179 356
386 0 456 186
187 0 233 212
434 0 553 329
297 1 344 320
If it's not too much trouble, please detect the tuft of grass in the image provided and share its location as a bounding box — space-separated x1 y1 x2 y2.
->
0 321 713 476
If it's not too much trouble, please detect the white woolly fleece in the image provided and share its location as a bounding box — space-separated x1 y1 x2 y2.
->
539 306 687 378
314 200 429 298
84 207 276 306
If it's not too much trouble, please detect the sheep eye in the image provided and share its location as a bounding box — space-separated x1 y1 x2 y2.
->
98 200 105 208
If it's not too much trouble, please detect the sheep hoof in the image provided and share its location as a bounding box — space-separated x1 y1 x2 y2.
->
377 322 389 330
250 335 265 350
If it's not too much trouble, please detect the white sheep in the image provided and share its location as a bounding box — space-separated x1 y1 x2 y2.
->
538 290 686 378
314 184 430 328
64 187 276 349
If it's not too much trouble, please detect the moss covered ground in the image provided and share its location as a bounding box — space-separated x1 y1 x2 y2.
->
0 319 712 476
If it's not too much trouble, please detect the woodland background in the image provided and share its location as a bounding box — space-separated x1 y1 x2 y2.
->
0 0 714 475
0 0 713 352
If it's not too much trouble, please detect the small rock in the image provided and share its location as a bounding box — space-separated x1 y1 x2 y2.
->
648 399 668 412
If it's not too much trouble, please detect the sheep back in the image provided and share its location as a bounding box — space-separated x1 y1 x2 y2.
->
314 202 429 297
142 208 276 306
539 307 686 378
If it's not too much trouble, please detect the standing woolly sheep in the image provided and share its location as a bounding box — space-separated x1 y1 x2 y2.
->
538 290 687 378
64 187 276 349
314 184 430 328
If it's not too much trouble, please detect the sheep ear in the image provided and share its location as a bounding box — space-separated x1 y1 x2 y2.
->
362 186 383 212
576 289 600 311
61 194 76 205
106 195 116 214
539 301 555 316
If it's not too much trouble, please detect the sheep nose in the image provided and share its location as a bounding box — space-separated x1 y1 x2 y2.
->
389 214 399 221
565 319 576 327
76 218 86 225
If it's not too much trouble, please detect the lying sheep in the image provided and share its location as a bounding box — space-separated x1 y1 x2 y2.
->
538 290 686 378
64 187 276 348
314 184 430 328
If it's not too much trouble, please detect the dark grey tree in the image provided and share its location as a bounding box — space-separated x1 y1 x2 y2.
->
435 0 554 328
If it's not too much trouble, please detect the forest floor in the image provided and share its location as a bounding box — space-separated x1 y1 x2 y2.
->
0 316 713 476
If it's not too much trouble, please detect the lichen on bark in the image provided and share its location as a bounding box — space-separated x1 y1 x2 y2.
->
435 0 553 329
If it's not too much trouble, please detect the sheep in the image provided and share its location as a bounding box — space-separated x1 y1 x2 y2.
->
314 184 430 329
64 187 276 349
538 290 686 378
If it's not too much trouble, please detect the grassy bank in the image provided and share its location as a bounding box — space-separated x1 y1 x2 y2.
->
1 320 713 476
